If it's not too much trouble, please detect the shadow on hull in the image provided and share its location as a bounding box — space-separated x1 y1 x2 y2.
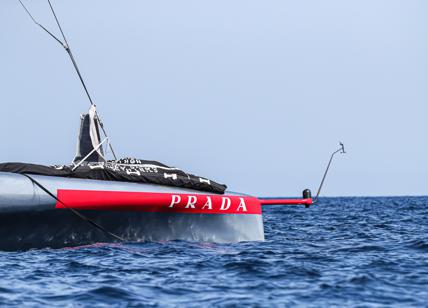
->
0 210 264 251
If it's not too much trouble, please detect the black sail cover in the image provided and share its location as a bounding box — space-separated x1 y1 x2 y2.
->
0 159 227 194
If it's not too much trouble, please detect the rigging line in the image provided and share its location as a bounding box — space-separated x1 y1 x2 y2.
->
46 0 117 157
66 45 96 106
18 0 64 47
47 0 95 106
96 116 118 160
18 0 37 24
17 0 118 160
20 173 125 242
47 0 68 46
18 0 94 106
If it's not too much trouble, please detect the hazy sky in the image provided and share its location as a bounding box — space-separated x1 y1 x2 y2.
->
1 1 427 196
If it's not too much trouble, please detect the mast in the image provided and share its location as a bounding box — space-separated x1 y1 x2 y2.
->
17 0 117 160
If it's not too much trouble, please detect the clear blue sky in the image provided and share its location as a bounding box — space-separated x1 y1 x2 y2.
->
1 1 427 196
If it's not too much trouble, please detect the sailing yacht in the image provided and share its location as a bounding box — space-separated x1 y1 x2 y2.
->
0 1 346 251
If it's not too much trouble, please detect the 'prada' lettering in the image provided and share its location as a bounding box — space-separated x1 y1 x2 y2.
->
237 198 247 212
202 196 213 210
167 194 255 213
169 195 181 208
220 197 231 211
185 196 197 209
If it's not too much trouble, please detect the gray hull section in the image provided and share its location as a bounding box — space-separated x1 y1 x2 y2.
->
0 172 264 250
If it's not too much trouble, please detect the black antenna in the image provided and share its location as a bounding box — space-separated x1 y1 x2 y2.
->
17 0 117 160
314 142 346 203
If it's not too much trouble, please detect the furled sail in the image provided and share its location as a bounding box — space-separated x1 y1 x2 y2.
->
73 105 105 163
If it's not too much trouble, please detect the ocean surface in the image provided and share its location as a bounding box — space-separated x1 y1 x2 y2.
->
0 196 427 307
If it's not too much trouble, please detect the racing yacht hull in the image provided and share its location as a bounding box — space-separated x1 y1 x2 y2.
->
0 172 264 251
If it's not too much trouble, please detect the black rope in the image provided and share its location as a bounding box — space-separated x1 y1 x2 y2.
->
46 0 95 107
17 0 118 160
47 0 69 47
18 0 64 47
18 0 93 105
21 173 125 242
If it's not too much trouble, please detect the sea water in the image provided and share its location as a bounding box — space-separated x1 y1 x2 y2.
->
0 197 427 307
